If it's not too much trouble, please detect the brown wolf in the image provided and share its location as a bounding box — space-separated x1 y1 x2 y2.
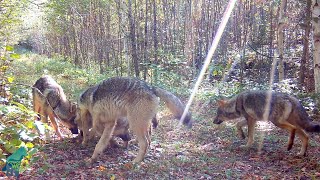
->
33 75 78 139
77 77 192 163
213 90 320 156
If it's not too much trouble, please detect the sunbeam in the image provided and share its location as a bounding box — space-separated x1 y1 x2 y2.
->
179 0 238 127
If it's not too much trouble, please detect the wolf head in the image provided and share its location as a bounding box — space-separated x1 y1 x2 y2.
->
213 99 240 124
73 106 85 133
68 116 79 134
61 102 78 134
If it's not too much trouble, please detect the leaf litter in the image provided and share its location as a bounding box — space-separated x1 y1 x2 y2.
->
13 109 320 179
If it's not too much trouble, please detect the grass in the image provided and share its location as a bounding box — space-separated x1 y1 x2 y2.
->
4 54 320 179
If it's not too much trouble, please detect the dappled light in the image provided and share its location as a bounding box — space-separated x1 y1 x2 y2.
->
1 0 320 179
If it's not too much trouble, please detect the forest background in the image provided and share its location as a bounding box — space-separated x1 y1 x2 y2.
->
1 0 320 179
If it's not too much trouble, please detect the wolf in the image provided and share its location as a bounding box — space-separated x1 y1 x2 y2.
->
77 114 132 148
77 77 192 163
213 90 320 156
33 75 78 139
76 108 158 148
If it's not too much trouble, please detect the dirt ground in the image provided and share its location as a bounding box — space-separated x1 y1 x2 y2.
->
17 108 320 179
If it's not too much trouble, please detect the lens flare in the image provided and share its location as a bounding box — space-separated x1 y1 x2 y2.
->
179 0 238 127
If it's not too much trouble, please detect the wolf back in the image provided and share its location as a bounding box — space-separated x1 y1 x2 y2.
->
78 77 192 163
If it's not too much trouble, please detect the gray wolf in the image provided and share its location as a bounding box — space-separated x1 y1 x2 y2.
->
213 90 320 156
76 77 192 163
33 75 78 139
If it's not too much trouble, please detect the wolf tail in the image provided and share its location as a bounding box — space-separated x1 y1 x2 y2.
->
153 87 192 128
295 100 320 132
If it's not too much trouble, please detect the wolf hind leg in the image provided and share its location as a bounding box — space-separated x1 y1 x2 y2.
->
295 128 309 156
129 115 152 163
33 100 41 121
88 120 116 164
272 121 301 153
245 117 256 147
39 104 49 123
236 119 246 139
132 128 150 163
39 106 52 140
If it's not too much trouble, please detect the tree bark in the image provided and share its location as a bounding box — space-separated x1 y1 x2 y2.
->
128 0 140 77
300 0 311 91
277 0 287 81
312 0 320 93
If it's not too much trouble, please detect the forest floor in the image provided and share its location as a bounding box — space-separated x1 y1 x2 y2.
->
19 105 320 179
3 56 320 179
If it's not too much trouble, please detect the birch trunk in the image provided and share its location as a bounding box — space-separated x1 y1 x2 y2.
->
277 0 287 81
312 0 320 93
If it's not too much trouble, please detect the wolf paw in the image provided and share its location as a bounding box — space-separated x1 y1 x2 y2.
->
81 140 88 146
85 158 96 165
297 152 306 157
240 143 252 149
240 145 248 149
237 130 246 139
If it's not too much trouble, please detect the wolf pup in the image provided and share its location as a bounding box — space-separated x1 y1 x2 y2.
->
33 75 78 139
77 77 192 163
76 109 132 148
76 107 158 148
213 90 320 156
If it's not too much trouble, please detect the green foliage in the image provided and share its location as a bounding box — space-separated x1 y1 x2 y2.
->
147 57 192 97
159 69 189 96
0 0 30 44
0 46 41 172
197 81 245 103
0 102 41 171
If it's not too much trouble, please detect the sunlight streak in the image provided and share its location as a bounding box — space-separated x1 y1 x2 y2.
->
258 57 278 153
179 0 238 127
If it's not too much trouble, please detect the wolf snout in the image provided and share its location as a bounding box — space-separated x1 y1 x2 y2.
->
69 127 79 134
118 134 131 141
213 117 223 124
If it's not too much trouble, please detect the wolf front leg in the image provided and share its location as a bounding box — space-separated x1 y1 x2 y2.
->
48 112 63 139
80 110 91 146
87 120 116 164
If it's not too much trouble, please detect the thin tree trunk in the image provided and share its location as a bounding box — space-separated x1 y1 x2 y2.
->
300 0 311 91
312 0 320 93
128 0 140 77
277 0 287 81
152 0 158 64
143 0 149 80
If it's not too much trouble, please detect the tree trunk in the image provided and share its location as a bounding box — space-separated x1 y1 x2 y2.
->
312 0 320 93
277 0 287 81
128 0 140 77
152 0 158 64
300 0 311 91
143 0 149 80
